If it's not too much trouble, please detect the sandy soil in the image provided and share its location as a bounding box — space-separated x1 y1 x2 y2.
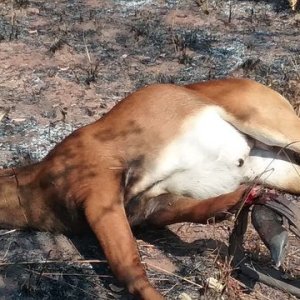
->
0 0 299 299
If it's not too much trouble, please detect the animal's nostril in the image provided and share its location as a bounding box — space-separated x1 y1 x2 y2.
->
238 158 244 167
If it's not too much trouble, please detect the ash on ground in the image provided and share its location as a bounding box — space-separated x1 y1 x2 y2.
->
0 0 299 299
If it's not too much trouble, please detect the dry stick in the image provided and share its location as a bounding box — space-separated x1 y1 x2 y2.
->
0 229 17 236
24 270 113 278
240 264 300 299
0 259 107 266
229 276 272 300
1 240 19 261
163 282 179 296
146 262 204 289
83 34 91 64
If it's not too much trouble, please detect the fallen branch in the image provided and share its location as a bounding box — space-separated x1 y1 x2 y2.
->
0 259 107 266
240 264 300 298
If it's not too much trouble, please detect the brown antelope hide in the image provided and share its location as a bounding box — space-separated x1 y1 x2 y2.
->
1 78 300 299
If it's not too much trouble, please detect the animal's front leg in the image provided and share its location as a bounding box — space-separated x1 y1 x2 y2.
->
83 173 163 300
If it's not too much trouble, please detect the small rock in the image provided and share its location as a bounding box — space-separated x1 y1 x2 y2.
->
28 30 38 34
12 118 26 123
206 277 225 292
109 283 124 293
0 110 7 122
178 292 192 300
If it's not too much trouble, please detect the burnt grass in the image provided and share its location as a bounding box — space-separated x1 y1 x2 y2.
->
0 0 300 299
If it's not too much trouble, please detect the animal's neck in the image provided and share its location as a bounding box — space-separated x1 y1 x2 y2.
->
0 163 90 233
0 165 41 229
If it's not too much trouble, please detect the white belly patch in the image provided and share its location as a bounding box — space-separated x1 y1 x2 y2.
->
142 106 252 199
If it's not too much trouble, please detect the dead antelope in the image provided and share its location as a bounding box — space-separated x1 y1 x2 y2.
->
1 78 300 299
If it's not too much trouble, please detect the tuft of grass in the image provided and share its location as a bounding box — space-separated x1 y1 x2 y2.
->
12 0 29 9
171 33 194 65
48 36 65 54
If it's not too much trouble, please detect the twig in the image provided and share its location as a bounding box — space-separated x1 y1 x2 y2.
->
25 270 113 278
240 263 300 298
0 229 17 236
230 276 272 300
163 283 179 296
83 34 91 64
2 240 18 261
0 259 107 266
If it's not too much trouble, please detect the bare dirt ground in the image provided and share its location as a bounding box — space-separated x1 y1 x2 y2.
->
0 0 299 299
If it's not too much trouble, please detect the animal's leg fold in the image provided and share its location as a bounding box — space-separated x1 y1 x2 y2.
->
129 185 250 227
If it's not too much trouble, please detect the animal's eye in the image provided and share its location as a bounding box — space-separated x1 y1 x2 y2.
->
238 158 244 167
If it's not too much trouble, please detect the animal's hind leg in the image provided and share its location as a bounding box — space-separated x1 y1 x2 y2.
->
244 149 300 194
127 185 251 227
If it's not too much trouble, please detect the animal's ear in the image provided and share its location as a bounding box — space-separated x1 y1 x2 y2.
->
83 172 162 299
